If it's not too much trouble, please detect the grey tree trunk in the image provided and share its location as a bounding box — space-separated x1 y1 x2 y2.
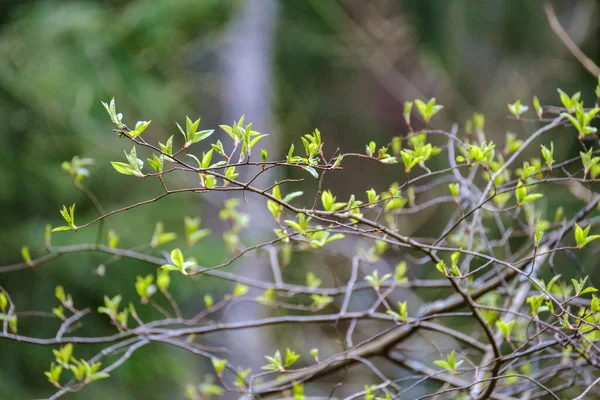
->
220 0 279 373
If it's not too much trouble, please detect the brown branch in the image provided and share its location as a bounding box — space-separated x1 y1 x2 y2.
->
544 3 600 77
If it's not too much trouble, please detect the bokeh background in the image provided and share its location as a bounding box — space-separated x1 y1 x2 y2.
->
0 0 599 399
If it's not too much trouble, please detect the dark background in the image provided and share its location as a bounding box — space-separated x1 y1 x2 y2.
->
0 0 598 399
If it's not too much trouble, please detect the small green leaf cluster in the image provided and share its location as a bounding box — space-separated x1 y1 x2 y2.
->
464 112 485 136
135 275 157 304
161 248 196 275
321 190 346 212
53 285 76 320
574 223 600 249
112 146 145 177
433 350 463 374
381 183 409 216
435 252 462 277
495 319 516 342
0 293 17 333
515 160 542 182
219 199 250 252
61 156 94 182
579 148 600 179
508 100 529 120
184 217 211 247
45 344 108 387
177 116 214 149
365 141 398 164
129 120 151 138
360 239 388 263
558 89 600 140
365 270 391 289
394 261 409 284
97 295 129 328
515 182 543 207
266 184 303 221
101 98 123 127
262 349 300 371
414 98 444 126
402 133 441 173
386 301 408 322
540 142 554 173
220 115 267 161
150 222 177 248
310 294 333 310
504 132 523 154
456 141 495 166
52 204 77 232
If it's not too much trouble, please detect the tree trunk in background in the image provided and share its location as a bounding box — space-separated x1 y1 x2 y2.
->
220 0 279 372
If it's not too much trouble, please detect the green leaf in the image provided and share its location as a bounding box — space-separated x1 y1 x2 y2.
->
561 112 581 132
45 363 63 386
386 301 408 321
150 222 177 248
130 120 151 137
108 230 119 248
433 360 451 370
191 130 215 145
249 134 268 149
574 223 599 248
204 294 214 309
533 96 542 119
448 183 459 198
111 161 135 176
414 99 427 119
225 166 239 181
159 135 174 156
581 287 598 295
282 191 303 204
521 193 543 204
321 190 335 211
508 100 528 120
102 98 123 126
285 348 300 367
256 288 275 305
171 248 185 269
0 293 7 313
262 350 284 371
21 246 31 265
147 154 164 173
515 182 527 204
306 272 322 288
156 270 170 291
233 283 249 297
495 319 516 342
540 142 554 171
303 166 318 179
403 101 413 126
200 149 214 169
546 274 562 293
332 154 343 169
51 226 72 232
135 274 156 301
212 358 228 376
364 270 391 289
90 372 110 382
436 260 447 275
53 343 73 367
310 294 333 309
160 264 180 272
